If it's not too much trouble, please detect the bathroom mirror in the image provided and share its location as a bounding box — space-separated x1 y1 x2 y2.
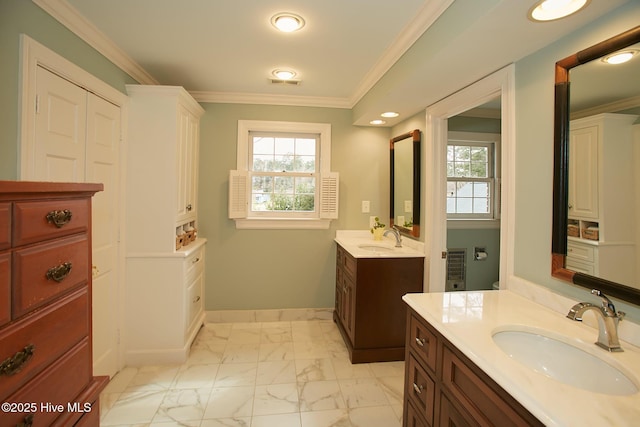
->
390 129 421 237
552 25 640 304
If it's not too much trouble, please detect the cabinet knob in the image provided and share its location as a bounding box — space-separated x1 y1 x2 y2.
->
46 209 73 228
192 257 200 264
46 262 73 282
412 382 424 395
193 295 201 303
186 204 193 212
415 337 426 347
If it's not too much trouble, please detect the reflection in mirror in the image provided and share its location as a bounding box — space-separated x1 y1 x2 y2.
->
390 130 420 238
552 26 640 304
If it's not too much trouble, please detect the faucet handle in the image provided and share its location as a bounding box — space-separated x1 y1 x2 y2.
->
591 289 618 316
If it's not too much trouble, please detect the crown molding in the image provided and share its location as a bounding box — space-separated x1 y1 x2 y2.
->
348 0 455 106
190 91 351 109
32 0 158 85
571 94 640 120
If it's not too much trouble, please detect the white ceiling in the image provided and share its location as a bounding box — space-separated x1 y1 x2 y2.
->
37 0 632 126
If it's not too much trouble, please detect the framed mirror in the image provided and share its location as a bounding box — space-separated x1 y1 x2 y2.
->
552 25 640 304
390 129 421 238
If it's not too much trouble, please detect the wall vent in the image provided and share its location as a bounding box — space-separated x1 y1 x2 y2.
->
270 79 301 85
446 248 466 291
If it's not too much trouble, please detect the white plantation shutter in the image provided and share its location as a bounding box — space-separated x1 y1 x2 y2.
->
319 172 339 219
228 170 248 218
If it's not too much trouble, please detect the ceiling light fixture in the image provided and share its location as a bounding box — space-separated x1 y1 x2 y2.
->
271 13 305 33
272 69 297 80
528 0 589 22
381 112 399 118
602 50 638 65
370 119 386 125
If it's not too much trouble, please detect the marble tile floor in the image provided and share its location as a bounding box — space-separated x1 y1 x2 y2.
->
99 320 405 427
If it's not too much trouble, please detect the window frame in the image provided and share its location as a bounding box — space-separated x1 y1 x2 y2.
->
446 132 501 221
234 120 334 229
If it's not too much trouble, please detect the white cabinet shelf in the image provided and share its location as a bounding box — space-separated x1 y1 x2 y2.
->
124 85 206 365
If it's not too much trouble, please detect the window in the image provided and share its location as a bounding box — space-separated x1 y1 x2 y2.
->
447 133 499 220
230 120 338 229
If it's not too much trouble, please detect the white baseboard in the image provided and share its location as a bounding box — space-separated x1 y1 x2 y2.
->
205 307 334 324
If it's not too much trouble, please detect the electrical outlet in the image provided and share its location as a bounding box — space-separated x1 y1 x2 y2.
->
361 200 370 213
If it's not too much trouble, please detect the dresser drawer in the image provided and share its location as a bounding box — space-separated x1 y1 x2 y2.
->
12 198 90 247
0 252 9 326
186 272 203 331
408 313 438 372
3 339 92 427
0 288 89 402
0 203 10 250
12 234 89 317
566 241 595 262
406 354 435 425
185 246 204 282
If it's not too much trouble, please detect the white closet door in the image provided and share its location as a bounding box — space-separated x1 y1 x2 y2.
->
86 93 121 377
34 66 87 182
33 66 121 378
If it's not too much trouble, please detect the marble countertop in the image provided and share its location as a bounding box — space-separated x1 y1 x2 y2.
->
403 290 640 427
334 230 424 258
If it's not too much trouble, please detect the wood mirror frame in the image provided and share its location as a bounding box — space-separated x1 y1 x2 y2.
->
552 25 640 304
390 129 421 238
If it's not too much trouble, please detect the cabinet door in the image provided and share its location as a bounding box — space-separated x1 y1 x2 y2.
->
176 106 199 223
569 125 599 219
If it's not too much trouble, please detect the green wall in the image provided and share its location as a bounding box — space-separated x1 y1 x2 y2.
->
198 103 390 309
0 0 137 180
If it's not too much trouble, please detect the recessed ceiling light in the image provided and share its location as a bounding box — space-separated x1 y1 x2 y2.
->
370 119 386 125
271 13 305 33
602 50 638 65
381 112 399 118
272 69 297 80
528 0 589 22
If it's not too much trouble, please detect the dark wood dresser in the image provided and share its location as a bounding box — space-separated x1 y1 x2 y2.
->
0 181 107 427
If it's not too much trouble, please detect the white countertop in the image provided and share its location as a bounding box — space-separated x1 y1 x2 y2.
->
403 290 640 427
335 230 425 258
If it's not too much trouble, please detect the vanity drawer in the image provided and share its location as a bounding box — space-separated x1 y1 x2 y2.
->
185 246 205 281
566 241 595 262
0 202 10 250
408 313 437 372
3 339 91 427
337 246 357 280
0 288 89 402
406 354 435 425
12 234 89 317
565 258 595 275
405 399 431 427
0 252 10 326
12 198 90 246
186 272 203 331
441 344 533 427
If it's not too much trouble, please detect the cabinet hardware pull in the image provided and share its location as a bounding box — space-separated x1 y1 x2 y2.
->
186 204 192 211
412 382 424 394
192 257 200 264
17 414 35 427
45 262 72 282
46 209 72 228
415 337 426 347
0 344 35 376
193 296 201 303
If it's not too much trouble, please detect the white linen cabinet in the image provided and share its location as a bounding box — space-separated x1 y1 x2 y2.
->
124 85 206 365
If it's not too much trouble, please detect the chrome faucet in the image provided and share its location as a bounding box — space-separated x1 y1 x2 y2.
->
566 289 625 352
383 226 402 247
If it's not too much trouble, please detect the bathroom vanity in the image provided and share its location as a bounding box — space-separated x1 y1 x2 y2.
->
403 291 640 426
334 231 424 363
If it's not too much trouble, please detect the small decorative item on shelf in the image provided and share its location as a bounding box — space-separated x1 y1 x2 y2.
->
371 217 385 241
567 223 580 237
184 225 195 245
583 226 599 241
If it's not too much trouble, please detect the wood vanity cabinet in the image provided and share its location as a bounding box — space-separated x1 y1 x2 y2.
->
0 181 107 427
334 244 424 363
403 306 544 427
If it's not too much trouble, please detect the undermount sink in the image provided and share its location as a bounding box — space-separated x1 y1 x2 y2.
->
492 326 639 395
357 244 395 253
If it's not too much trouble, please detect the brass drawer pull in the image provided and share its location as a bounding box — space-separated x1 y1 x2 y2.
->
415 337 426 347
46 209 73 228
0 344 35 376
192 257 200 264
45 262 73 282
193 295 201 303
412 382 424 395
